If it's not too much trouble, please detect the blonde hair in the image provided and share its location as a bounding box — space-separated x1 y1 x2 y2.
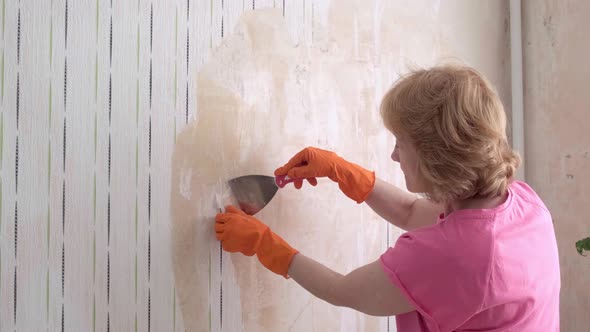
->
380 65 520 203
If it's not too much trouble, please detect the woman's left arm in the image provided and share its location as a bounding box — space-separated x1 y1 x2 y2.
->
216 206 414 316
288 253 414 316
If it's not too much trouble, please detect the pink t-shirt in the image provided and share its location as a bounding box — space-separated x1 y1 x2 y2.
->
380 181 560 331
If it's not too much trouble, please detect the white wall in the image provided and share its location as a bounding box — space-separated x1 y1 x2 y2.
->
523 1 590 330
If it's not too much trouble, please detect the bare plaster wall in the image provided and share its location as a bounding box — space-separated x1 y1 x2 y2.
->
171 1 512 331
523 1 590 330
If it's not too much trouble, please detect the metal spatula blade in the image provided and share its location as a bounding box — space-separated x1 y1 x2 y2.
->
227 175 280 215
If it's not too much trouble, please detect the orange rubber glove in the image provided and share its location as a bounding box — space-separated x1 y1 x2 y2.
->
274 147 376 203
215 205 299 278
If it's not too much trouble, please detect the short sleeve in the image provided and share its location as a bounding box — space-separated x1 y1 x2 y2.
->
380 229 491 331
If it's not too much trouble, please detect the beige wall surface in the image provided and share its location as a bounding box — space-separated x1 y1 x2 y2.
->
523 0 590 330
171 1 511 331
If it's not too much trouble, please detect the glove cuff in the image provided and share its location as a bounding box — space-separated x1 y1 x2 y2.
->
256 229 299 278
334 159 376 203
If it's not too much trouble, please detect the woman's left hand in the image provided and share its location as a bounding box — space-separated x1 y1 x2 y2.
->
215 206 299 278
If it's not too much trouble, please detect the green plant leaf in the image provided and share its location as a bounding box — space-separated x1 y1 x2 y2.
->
575 237 590 256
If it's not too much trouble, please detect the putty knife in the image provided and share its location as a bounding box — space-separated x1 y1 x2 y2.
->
227 173 298 215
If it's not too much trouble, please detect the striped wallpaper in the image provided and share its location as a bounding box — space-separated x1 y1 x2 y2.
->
0 0 423 331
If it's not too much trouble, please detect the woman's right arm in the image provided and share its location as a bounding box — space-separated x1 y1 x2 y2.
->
274 147 442 230
365 178 442 231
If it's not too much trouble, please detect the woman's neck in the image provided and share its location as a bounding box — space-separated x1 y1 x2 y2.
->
445 192 508 215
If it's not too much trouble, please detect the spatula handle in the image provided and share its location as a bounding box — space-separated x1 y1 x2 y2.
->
275 162 307 188
275 174 299 188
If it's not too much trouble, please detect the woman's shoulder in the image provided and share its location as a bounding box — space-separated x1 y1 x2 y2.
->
509 180 551 215
393 217 496 266
510 180 546 204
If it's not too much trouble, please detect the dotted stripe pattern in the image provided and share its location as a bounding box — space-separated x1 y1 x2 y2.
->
134 2 140 332
13 3 21 328
147 4 153 332
107 0 113 330
92 0 99 331
185 0 189 124
61 1 69 331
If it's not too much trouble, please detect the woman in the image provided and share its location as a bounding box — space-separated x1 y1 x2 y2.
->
215 65 560 331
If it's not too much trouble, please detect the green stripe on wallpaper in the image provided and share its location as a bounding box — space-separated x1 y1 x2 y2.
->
48 103 51 288
174 7 178 107
47 49 52 323
50 16 53 67
93 228 96 278
93 173 96 220
48 81 52 191
135 142 138 185
1 51 4 104
0 115 3 167
49 81 53 124
136 80 139 125
135 254 138 300
94 112 97 159
137 25 140 70
47 206 50 251
92 187 96 331
135 196 138 241
95 0 99 42
2 0 5 40
46 269 49 319
46 269 50 320
95 54 98 102
93 295 96 332
48 142 51 189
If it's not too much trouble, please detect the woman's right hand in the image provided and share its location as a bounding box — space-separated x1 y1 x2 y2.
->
275 147 376 203
274 147 338 187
